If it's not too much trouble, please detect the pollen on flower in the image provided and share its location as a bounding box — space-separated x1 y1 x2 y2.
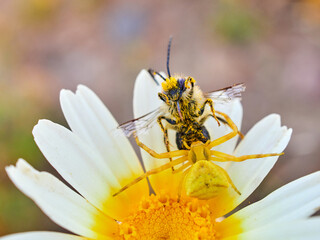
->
117 193 216 240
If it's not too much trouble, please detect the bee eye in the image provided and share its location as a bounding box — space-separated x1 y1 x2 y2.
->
177 79 186 91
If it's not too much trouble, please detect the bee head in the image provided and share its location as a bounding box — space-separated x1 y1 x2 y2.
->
161 77 180 100
157 37 196 121
160 76 195 102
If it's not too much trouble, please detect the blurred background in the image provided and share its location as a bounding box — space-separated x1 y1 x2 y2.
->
0 0 319 235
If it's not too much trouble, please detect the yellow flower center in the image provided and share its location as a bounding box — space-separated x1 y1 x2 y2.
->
117 193 216 240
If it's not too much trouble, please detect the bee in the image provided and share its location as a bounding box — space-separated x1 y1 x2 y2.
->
113 112 283 199
119 37 245 157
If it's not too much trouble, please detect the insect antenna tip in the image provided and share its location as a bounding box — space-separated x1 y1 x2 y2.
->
167 36 173 78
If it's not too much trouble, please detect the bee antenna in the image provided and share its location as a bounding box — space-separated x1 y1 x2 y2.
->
148 69 166 82
156 71 166 81
166 36 173 78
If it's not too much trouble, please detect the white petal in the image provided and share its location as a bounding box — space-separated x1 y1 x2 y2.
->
220 172 320 237
133 69 163 117
6 160 117 238
32 120 147 219
133 70 167 168
33 120 118 209
240 171 320 225
60 85 142 182
228 114 292 204
223 218 320 240
0 232 87 240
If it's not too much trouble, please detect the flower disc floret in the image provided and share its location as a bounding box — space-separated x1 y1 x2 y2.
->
118 193 216 240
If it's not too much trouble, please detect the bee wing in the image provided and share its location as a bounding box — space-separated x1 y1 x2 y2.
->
117 108 163 137
204 83 246 103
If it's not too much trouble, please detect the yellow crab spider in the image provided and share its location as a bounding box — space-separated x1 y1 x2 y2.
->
113 112 283 200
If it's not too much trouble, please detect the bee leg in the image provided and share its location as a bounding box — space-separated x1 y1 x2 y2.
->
164 128 175 171
197 99 220 126
199 114 212 126
205 99 220 126
210 150 284 162
207 111 240 149
182 141 191 150
200 113 244 141
113 156 188 197
200 113 243 139
157 116 177 171
134 135 188 159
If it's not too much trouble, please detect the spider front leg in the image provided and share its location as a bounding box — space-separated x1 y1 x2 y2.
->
210 150 283 162
207 111 240 149
113 155 188 197
207 150 283 195
172 162 191 174
134 134 188 159
199 113 244 139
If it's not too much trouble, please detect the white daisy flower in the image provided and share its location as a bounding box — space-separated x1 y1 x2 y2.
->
1 69 319 240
